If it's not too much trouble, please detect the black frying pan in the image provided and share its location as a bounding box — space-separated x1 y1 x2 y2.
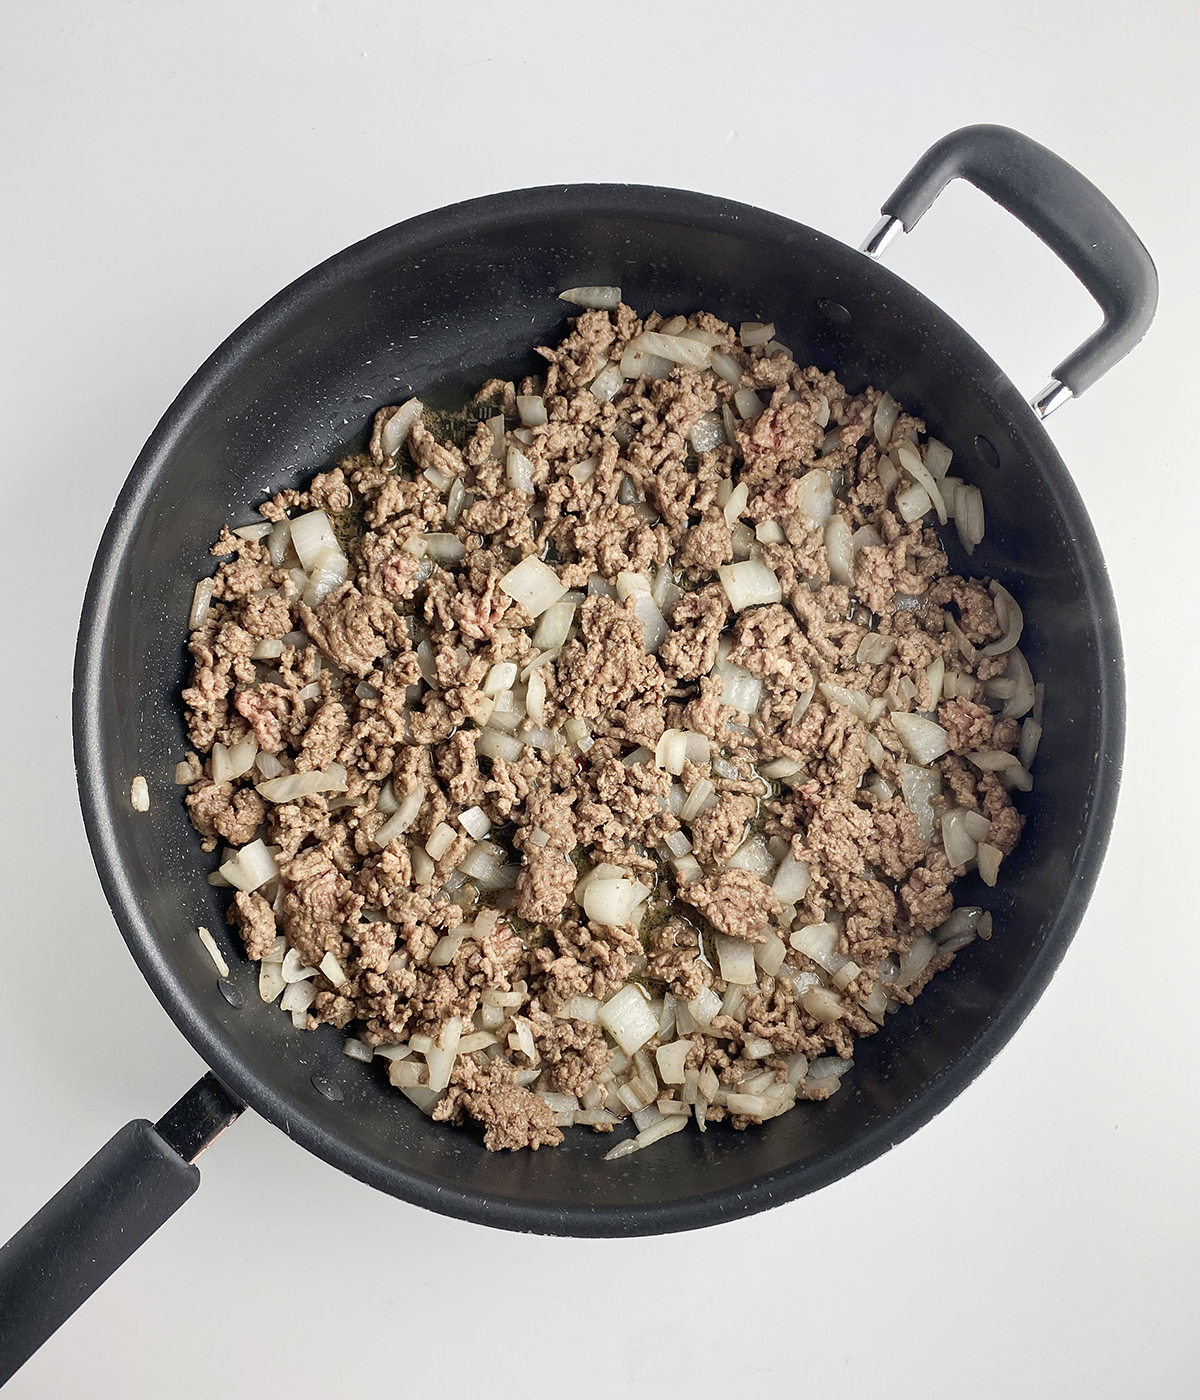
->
0 126 1156 1385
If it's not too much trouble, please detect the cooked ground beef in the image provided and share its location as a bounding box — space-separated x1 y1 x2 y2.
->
179 298 1037 1153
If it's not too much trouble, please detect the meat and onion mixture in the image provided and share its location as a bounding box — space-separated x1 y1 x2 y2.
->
177 289 1041 1156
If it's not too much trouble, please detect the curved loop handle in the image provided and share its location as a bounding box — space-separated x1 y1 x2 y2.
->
864 124 1157 406
0 1075 240 1385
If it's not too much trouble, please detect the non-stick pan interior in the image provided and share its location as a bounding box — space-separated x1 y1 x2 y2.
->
75 185 1121 1235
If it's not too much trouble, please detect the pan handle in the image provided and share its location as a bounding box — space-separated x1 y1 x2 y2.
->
860 124 1157 415
0 1075 241 1385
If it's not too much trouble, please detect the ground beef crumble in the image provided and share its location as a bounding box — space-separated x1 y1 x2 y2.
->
179 301 1036 1153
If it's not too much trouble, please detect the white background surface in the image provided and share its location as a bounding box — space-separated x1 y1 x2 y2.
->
2 2 1197 1395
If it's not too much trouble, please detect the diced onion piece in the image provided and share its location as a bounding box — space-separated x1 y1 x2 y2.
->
423 533 466 564
255 766 348 802
895 481 932 523
818 682 872 721
380 398 424 458
267 519 291 567
873 392 899 449
425 822 457 861
498 555 567 617
718 559 782 611
688 985 722 1027
302 545 349 607
424 1017 462 1093
723 481 749 527
716 934 758 985
755 931 787 977
598 984 659 1055
280 979 316 1015
899 763 941 846
891 711 950 765
772 851 811 904
289 511 340 571
690 412 726 453
281 947 318 982
790 921 841 971
725 834 774 879
559 285 621 309
956 485 985 553
825 515 854 584
556 995 600 1024
627 330 712 369
319 951 347 988
532 598 576 651
893 935 936 990
258 960 286 1003
981 581 1024 656
800 986 844 1023
941 809 978 867
174 760 196 785
756 520 786 546
476 728 525 762
655 1040 690 1085
582 877 648 928
896 443 948 525
129 775 150 812
588 362 624 403
923 438 953 478
926 656 946 709
628 589 668 652
739 321 775 347
458 806 491 840
1001 647 1036 720
678 778 715 824
516 394 547 427
977 843 1003 886
218 839 279 892
373 786 424 846
856 634 897 666
1019 718 1042 770
654 728 689 776
189 578 214 630
506 445 535 494
670 853 703 884
711 349 743 387
734 387 765 421
197 926 229 978
795 468 834 525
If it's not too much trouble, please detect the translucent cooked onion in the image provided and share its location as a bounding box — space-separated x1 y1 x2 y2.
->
893 935 936 990
718 559 782 611
980 581 1023 656
941 809 978 866
795 468 834 525
506 445 535 494
1019 717 1042 770
267 519 291 567
977 843 1003 886
772 851 811 903
558 285 621 309
498 555 567 617
1001 647 1036 719
256 766 347 802
627 330 712 369
218 838 279 893
516 394 548 427
825 515 854 585
873 392 899 449
734 387 765 421
289 511 340 571
725 834 774 879
895 481 932 523
302 545 349 606
654 728 689 776
891 711 950 765
900 763 941 845
588 362 623 403
189 578 214 630
896 443 948 524
739 321 775 347
716 934 758 985
582 877 648 928
800 986 844 1023
679 778 715 823
956 484 985 553
818 682 872 721
423 533 466 564
598 984 659 1054
380 398 424 458
690 412 726 453
856 634 897 666
923 437 953 478
711 349 743 387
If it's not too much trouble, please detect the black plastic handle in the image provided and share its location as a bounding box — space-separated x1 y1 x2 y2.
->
0 1076 241 1385
878 124 1157 397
